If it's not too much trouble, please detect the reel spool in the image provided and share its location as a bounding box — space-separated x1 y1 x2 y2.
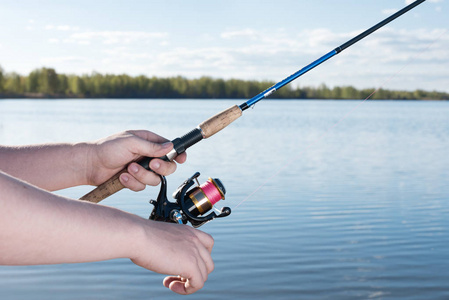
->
149 172 231 228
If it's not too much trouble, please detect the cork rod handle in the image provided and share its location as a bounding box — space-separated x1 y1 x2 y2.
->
199 105 242 138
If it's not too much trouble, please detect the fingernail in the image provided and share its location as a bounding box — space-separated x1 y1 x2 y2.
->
130 165 139 174
152 161 161 170
121 174 129 182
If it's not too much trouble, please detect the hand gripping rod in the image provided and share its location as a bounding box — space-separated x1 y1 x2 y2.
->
79 105 242 202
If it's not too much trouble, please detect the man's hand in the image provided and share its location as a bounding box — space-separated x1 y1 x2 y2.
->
131 221 215 295
86 130 187 191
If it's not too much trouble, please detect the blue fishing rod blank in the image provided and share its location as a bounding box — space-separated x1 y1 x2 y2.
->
239 0 426 111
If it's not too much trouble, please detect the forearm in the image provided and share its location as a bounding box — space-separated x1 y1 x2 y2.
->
0 143 91 191
0 171 141 265
0 171 215 295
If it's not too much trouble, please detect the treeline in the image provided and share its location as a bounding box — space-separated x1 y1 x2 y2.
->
0 66 448 100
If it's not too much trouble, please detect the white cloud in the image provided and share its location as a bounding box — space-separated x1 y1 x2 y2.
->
102 46 154 60
25 19 35 31
67 31 168 45
221 29 259 39
57 25 79 31
45 24 80 31
382 9 398 15
40 56 86 64
142 26 448 92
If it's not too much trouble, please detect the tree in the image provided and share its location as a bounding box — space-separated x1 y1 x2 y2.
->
0 65 4 93
68 75 86 96
332 86 342 99
57 74 69 95
340 86 360 99
38 68 59 94
4 73 24 94
26 69 39 92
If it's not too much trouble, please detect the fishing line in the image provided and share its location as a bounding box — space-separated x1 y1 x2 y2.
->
234 28 448 210
200 179 225 205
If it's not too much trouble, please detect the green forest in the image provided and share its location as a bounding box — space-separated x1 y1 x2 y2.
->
0 66 448 100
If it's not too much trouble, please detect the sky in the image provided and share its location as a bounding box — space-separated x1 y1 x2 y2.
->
0 0 447 92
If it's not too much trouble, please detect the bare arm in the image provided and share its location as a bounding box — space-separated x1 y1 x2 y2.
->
0 142 90 191
0 130 186 192
0 171 213 295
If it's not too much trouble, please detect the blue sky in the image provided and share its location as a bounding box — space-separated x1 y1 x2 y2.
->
0 0 447 92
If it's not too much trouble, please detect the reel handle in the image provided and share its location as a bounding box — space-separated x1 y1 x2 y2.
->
79 105 242 203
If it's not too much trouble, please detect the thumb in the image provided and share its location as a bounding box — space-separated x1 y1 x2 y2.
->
130 137 173 158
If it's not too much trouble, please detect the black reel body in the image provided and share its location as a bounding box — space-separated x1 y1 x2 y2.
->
149 172 231 228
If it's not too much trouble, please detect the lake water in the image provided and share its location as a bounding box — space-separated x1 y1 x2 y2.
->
0 99 449 300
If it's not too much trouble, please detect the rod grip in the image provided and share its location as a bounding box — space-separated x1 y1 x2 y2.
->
79 156 156 203
79 170 126 203
198 105 242 138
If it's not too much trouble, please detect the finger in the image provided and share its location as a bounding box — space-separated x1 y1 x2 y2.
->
164 276 192 295
128 130 188 165
169 275 205 295
182 274 206 295
192 229 215 253
126 135 174 159
188 250 209 284
192 232 214 274
162 259 207 295
198 257 210 283
127 162 162 186
127 130 169 144
119 173 146 192
174 152 187 164
149 158 178 176
163 276 186 289
169 280 189 295
127 130 178 158
198 244 215 274
163 276 178 288
139 140 174 158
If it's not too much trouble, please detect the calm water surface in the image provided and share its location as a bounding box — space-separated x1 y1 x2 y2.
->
0 99 448 300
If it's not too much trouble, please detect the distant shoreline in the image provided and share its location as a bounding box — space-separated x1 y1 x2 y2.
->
1 67 448 101
0 97 446 102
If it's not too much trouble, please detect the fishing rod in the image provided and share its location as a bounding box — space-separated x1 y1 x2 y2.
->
80 0 426 227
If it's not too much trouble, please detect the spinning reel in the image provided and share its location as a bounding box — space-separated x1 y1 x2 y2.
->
149 172 231 228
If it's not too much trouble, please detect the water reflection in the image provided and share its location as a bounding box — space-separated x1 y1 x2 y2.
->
1 99 449 299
